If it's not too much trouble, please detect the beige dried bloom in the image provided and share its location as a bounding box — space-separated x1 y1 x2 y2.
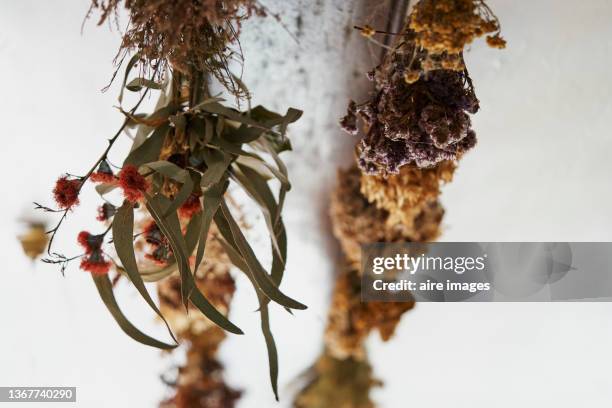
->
330 166 445 268
410 0 505 54
361 160 455 226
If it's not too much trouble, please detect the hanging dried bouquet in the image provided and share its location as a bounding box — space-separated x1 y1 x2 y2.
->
296 0 505 406
39 0 304 400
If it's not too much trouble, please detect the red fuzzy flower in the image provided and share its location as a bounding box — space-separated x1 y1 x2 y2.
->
178 194 202 219
80 250 111 275
118 165 149 203
90 172 116 183
53 176 81 209
77 231 103 254
90 160 116 183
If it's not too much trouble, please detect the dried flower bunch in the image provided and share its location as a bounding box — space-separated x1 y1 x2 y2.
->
344 0 504 176
406 0 505 75
90 0 264 96
342 54 480 174
40 0 304 400
297 1 504 406
42 74 302 397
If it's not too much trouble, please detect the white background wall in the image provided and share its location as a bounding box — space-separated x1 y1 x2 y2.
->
1 1 611 407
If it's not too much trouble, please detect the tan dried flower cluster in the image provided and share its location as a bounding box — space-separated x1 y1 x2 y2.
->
325 266 415 360
410 0 505 54
360 161 455 226
384 0 505 79
330 166 444 269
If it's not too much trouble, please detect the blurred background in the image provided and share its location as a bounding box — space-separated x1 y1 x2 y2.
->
1 0 612 407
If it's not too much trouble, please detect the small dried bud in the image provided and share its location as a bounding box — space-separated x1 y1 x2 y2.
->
486 34 506 49
403 70 420 84
340 101 359 135
96 203 117 222
360 25 376 38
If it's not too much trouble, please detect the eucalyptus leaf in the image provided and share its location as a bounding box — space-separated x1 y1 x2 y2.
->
95 183 118 197
112 202 178 344
191 95 226 112
124 123 170 167
199 102 270 130
92 273 176 350
145 193 242 334
118 53 141 104
231 163 283 261
217 201 306 310
216 236 279 400
144 160 189 183
126 77 162 92
200 149 233 190
259 300 279 401
194 180 228 274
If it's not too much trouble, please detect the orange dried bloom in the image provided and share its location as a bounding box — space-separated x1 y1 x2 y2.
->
118 165 149 203
178 194 202 219
80 252 112 275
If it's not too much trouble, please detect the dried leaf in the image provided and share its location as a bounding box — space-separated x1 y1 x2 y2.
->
145 193 242 334
92 273 176 349
126 77 162 92
112 201 178 344
217 201 306 310
124 123 170 167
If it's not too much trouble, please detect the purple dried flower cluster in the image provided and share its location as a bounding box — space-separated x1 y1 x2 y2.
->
341 32 480 175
